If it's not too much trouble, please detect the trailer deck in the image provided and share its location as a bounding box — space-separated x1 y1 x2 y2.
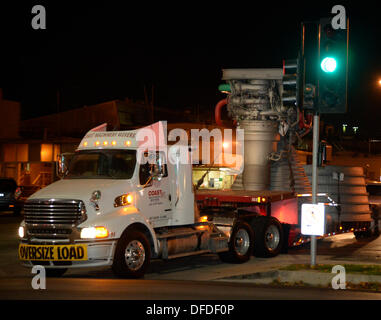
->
195 189 295 205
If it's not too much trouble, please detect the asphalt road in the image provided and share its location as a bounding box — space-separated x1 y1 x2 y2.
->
2 277 381 300
2 213 381 300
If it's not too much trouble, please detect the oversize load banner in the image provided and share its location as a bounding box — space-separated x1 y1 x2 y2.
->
19 244 88 261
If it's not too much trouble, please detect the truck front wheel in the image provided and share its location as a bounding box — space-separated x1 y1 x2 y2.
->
112 230 151 278
218 221 254 264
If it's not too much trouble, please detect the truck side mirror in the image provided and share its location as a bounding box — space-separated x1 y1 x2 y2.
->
56 153 74 179
150 164 164 181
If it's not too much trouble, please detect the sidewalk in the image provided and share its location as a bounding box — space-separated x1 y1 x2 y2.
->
146 252 381 281
216 266 381 290
211 233 381 290
145 233 381 290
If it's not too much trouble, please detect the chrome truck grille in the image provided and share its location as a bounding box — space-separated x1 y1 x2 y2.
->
24 199 87 225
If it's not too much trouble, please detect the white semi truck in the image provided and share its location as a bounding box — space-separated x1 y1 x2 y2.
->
18 121 295 278
18 64 375 278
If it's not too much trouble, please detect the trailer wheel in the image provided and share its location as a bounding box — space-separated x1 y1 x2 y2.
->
112 229 151 278
218 221 254 264
252 216 284 258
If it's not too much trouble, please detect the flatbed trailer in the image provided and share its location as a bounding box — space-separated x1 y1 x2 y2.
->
196 189 295 209
196 189 373 253
195 189 300 256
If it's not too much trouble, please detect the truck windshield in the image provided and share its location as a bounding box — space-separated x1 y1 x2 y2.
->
66 150 136 179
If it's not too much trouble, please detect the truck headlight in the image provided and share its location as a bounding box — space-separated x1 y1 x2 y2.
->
80 226 109 239
18 226 25 238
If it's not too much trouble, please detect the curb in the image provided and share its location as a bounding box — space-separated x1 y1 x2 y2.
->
216 270 381 287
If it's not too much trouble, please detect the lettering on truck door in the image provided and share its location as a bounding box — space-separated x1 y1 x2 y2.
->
137 151 171 227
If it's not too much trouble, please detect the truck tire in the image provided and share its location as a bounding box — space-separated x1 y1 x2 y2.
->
218 221 254 264
252 216 283 258
112 229 151 278
45 268 67 277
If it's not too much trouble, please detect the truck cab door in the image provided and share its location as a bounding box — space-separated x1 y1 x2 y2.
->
137 151 172 228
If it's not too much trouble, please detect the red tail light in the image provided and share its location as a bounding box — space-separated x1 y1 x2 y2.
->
14 187 21 199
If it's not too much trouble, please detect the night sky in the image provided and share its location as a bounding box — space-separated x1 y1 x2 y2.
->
1 2 381 136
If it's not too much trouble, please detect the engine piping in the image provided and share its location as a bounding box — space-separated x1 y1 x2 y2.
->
215 98 237 127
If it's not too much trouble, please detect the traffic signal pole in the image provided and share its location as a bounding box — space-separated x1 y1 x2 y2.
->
299 21 318 266
296 16 348 267
311 113 320 266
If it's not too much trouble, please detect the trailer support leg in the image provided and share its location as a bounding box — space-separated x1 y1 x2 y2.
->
266 203 271 217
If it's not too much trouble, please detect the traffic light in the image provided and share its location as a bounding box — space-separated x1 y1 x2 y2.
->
317 17 349 114
282 58 302 108
320 57 337 73
303 84 316 109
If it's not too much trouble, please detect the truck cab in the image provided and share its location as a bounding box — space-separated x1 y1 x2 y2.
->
18 122 234 278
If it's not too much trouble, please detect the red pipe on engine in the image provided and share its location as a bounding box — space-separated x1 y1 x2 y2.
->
215 98 237 127
215 99 228 126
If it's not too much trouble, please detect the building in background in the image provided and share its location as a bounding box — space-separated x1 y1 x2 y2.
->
20 98 215 139
0 90 216 193
2 87 381 192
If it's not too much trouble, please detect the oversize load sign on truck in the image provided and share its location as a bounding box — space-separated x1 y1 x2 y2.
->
301 204 325 236
19 244 88 261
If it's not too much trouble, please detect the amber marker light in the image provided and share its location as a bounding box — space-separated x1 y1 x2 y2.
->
80 226 109 239
95 141 100 146
114 194 133 207
125 194 133 204
125 140 131 146
95 227 109 238
111 141 117 146
200 215 208 223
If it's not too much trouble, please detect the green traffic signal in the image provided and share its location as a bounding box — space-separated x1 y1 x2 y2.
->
320 57 337 73
317 18 348 114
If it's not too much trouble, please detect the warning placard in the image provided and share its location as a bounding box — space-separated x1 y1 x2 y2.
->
301 204 325 236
